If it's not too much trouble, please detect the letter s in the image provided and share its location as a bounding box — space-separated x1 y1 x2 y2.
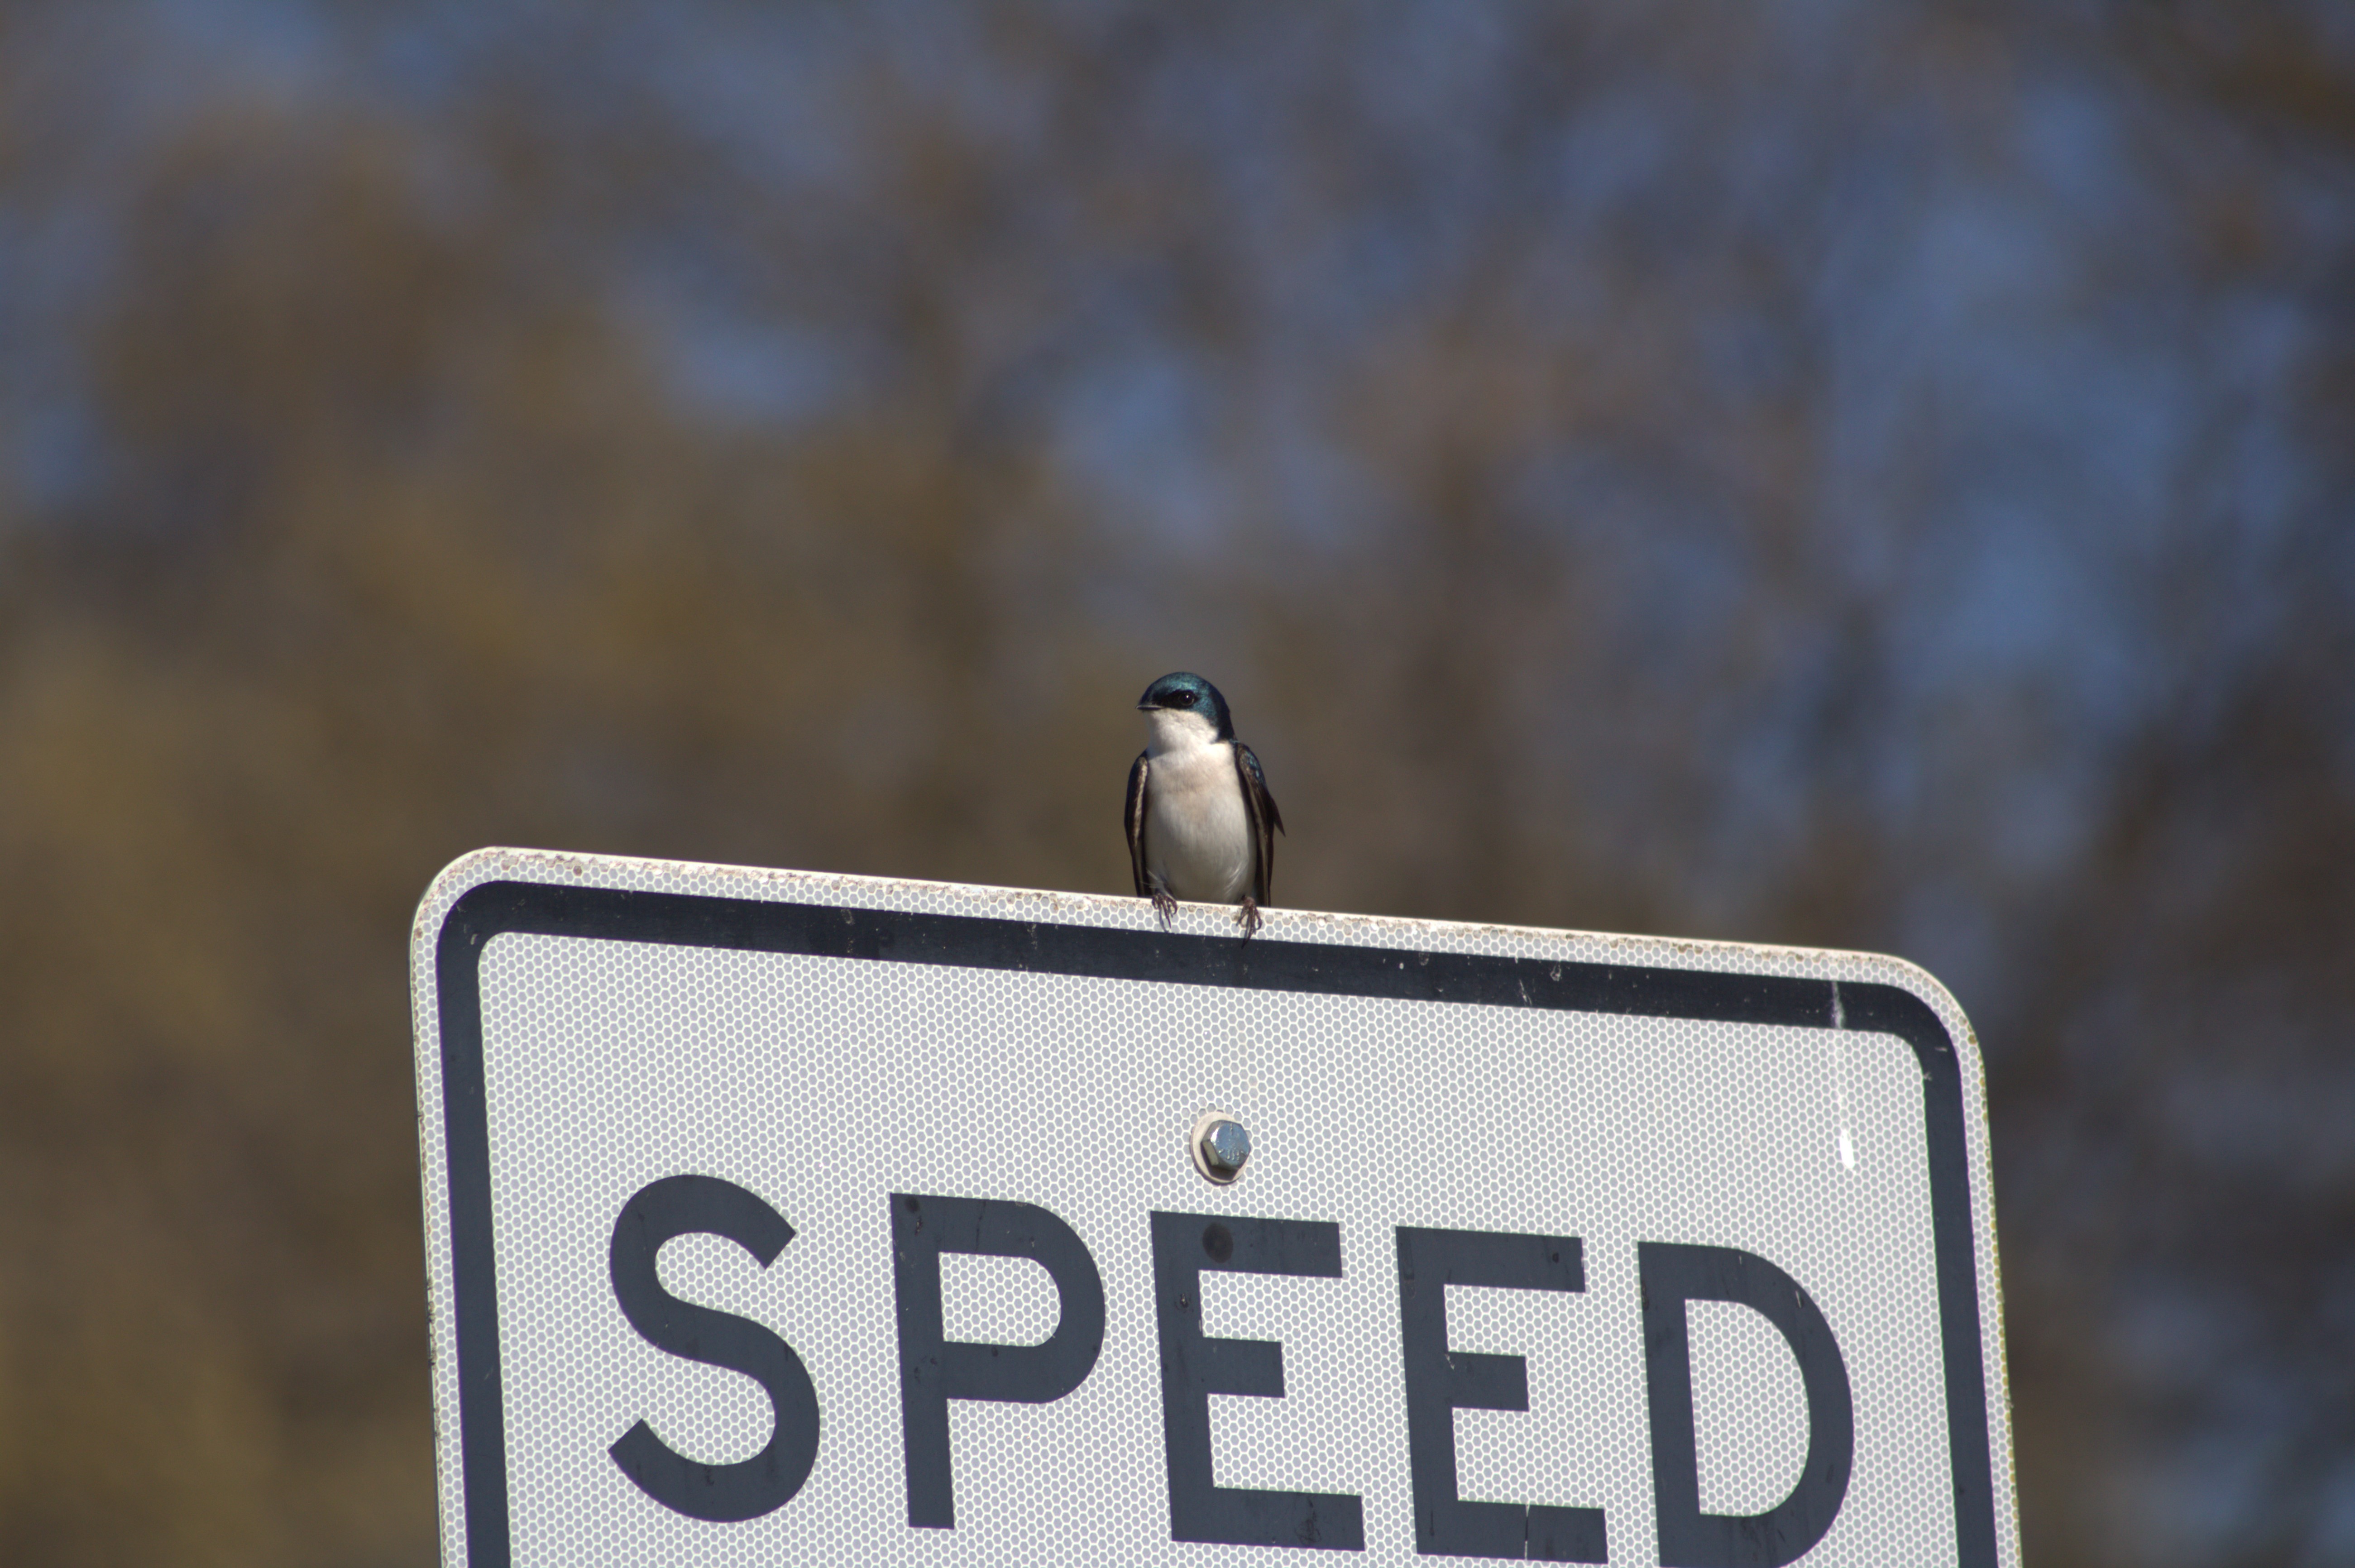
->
607 1174 821 1521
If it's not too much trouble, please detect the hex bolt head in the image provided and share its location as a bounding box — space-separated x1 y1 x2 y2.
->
1201 1119 1251 1177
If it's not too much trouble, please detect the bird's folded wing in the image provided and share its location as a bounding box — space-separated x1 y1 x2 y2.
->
1234 742 1282 906
1124 751 1151 897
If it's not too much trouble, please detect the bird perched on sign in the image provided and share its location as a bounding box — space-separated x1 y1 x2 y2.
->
1125 672 1284 936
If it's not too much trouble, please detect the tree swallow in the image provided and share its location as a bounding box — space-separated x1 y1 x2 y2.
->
1125 671 1284 936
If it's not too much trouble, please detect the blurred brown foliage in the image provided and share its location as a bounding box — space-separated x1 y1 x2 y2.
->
0 3 2350 1564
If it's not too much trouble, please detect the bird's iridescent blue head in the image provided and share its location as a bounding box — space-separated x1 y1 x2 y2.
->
1138 671 1235 741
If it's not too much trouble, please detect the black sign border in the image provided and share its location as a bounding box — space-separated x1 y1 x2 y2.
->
430 877 2002 1568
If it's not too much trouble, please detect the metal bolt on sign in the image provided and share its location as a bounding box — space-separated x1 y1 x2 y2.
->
1190 1111 1251 1183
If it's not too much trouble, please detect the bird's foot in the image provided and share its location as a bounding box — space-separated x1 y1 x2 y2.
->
1236 897 1264 940
1150 885 1179 931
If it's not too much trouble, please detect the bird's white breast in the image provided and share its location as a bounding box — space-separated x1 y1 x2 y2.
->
1143 737 1255 905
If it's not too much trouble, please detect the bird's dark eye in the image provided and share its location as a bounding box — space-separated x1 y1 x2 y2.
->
1168 690 1196 706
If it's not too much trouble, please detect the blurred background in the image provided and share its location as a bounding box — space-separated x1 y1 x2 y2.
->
0 1 2350 1563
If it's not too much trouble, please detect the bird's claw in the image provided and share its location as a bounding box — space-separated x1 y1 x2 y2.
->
1237 897 1264 940
1150 885 1179 931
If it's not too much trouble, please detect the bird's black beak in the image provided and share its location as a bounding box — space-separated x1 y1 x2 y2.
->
1136 700 1159 712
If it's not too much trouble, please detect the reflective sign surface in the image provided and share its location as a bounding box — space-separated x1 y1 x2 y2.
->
411 849 2019 1567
